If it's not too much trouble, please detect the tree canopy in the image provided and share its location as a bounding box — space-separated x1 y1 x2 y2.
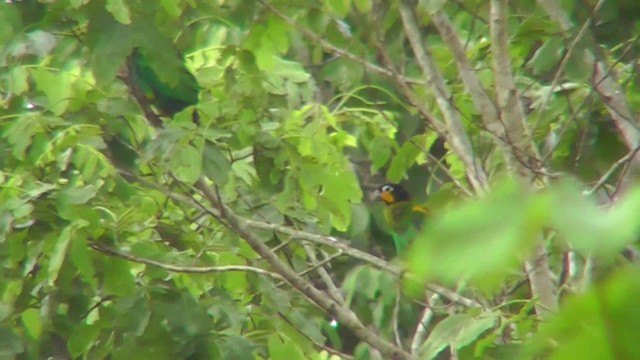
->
1 0 640 359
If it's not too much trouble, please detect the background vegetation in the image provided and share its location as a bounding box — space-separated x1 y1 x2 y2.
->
1 0 640 359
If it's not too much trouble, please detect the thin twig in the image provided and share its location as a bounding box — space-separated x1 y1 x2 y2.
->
583 146 640 196
410 292 441 354
256 0 424 85
89 242 285 280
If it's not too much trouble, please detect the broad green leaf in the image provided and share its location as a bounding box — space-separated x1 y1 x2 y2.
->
68 323 100 357
10 66 29 95
408 179 536 289
48 225 74 285
269 333 305 360
105 0 131 24
526 267 640 360
59 185 98 205
327 0 351 17
354 0 372 12
219 336 255 360
527 37 564 75
32 67 73 115
418 0 447 15
20 309 42 339
102 257 137 297
172 144 202 184
69 234 97 289
160 0 182 17
203 141 231 185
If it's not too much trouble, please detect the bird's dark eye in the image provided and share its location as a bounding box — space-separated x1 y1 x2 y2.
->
381 185 393 193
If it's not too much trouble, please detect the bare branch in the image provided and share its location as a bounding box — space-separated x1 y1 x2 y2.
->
399 0 489 194
89 242 285 280
490 0 544 173
583 146 640 196
302 243 345 305
410 292 441 354
491 0 558 316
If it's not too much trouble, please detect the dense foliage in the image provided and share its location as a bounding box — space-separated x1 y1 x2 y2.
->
1 0 640 359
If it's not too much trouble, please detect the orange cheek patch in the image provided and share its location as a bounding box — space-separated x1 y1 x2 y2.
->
380 191 395 204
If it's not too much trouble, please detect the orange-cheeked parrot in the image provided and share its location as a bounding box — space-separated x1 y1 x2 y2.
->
375 183 430 255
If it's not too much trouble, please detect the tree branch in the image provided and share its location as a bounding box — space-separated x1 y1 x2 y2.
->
399 0 489 194
89 242 284 280
490 0 558 316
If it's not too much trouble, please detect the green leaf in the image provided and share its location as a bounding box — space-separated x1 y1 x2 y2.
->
526 267 640 360
202 141 231 185
68 323 100 357
408 178 536 289
387 140 421 183
69 234 97 289
102 257 136 297
48 225 74 285
20 309 42 339
527 37 564 75
269 334 305 360
419 311 496 359
10 66 29 95
160 0 182 17
172 144 202 184
327 0 351 17
105 0 131 24
32 67 73 115
354 0 372 12
219 336 255 360
418 0 447 15
59 185 98 205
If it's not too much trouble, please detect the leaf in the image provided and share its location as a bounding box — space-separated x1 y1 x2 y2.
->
419 311 496 359
219 336 255 360
368 137 393 171
202 141 231 185
387 140 421 183
526 267 640 360
407 178 536 289
59 185 98 205
48 225 74 285
68 323 100 357
69 234 97 289
10 66 29 95
105 0 131 24
418 0 447 15
160 0 182 17
527 37 564 75
32 67 73 115
172 144 202 184
20 309 42 339
327 0 351 17
269 334 305 360
354 0 372 12
102 257 136 297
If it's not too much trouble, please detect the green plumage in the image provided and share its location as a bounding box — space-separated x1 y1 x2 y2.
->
377 183 430 256
128 48 199 118
384 201 428 255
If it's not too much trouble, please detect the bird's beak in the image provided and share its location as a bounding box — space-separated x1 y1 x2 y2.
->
373 190 394 204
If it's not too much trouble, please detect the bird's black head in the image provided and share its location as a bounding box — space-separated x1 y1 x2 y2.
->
376 183 411 204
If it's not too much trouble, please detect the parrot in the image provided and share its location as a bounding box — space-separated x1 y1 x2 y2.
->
127 48 200 122
375 183 430 255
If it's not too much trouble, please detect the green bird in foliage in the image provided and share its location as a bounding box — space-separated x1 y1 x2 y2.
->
127 48 200 121
375 183 430 255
